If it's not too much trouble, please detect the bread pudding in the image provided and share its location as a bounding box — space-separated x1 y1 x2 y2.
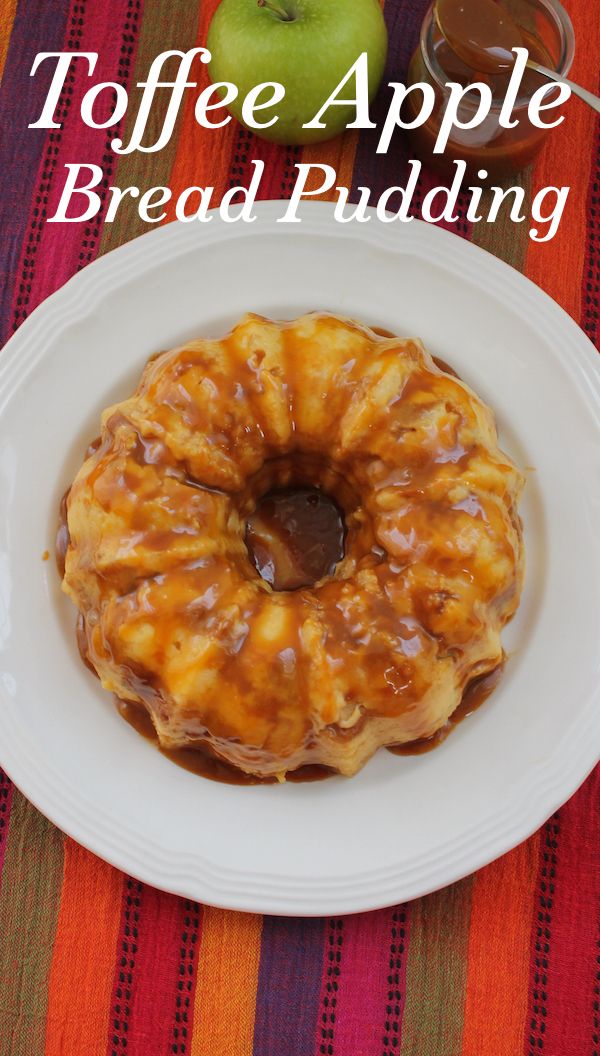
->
61 312 525 779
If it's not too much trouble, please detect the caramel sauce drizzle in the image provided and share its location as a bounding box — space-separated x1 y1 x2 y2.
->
114 661 504 780
116 698 334 785
58 316 521 783
387 661 504 755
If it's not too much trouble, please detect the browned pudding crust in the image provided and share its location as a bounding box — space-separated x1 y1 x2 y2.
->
61 313 525 779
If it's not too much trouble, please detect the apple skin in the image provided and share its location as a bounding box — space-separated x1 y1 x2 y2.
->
207 0 388 145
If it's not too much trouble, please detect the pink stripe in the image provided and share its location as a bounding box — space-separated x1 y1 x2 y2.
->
0 772 14 896
10 0 143 327
318 906 409 1056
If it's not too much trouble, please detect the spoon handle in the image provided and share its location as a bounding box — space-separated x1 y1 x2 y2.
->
529 63 600 115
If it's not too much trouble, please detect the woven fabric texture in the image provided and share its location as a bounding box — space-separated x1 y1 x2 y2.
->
0 0 599 1053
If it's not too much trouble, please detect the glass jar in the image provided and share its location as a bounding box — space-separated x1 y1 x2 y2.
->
405 0 575 181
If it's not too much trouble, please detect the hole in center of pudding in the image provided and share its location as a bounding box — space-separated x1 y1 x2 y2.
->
245 487 346 591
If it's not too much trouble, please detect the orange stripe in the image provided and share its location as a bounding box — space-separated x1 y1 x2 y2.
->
460 832 541 1056
44 840 124 1056
524 0 600 318
164 0 237 219
191 907 262 1056
0 0 18 80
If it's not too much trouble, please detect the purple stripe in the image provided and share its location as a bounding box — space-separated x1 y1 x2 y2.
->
253 916 326 1056
0 771 14 894
350 0 474 239
350 0 429 202
0 0 70 346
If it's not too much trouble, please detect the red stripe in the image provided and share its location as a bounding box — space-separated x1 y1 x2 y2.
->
580 113 600 350
531 768 600 1056
129 887 199 1056
169 898 202 1056
10 0 143 329
525 812 560 1056
107 880 201 1056
107 877 142 1056
224 123 298 205
525 768 600 1056
260 142 301 202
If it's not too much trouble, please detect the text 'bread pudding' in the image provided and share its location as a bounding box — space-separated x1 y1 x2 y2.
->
61 313 525 780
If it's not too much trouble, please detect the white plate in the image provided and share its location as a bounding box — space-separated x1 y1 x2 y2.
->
0 202 599 916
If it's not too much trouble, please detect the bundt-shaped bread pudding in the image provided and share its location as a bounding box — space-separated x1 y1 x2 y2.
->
61 312 525 779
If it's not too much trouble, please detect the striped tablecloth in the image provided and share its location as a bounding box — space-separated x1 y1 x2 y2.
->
1 1 599 1053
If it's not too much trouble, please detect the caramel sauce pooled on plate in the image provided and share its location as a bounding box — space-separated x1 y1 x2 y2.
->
113 662 505 782
116 698 334 784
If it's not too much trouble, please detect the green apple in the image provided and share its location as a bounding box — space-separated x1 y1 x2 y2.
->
207 0 388 145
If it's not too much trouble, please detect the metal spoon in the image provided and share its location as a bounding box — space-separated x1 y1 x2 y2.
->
435 0 600 114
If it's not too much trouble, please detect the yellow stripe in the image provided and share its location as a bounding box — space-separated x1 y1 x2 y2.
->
191 907 263 1056
0 0 18 81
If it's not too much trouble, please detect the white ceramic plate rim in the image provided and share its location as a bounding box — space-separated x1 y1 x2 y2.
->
0 201 599 915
